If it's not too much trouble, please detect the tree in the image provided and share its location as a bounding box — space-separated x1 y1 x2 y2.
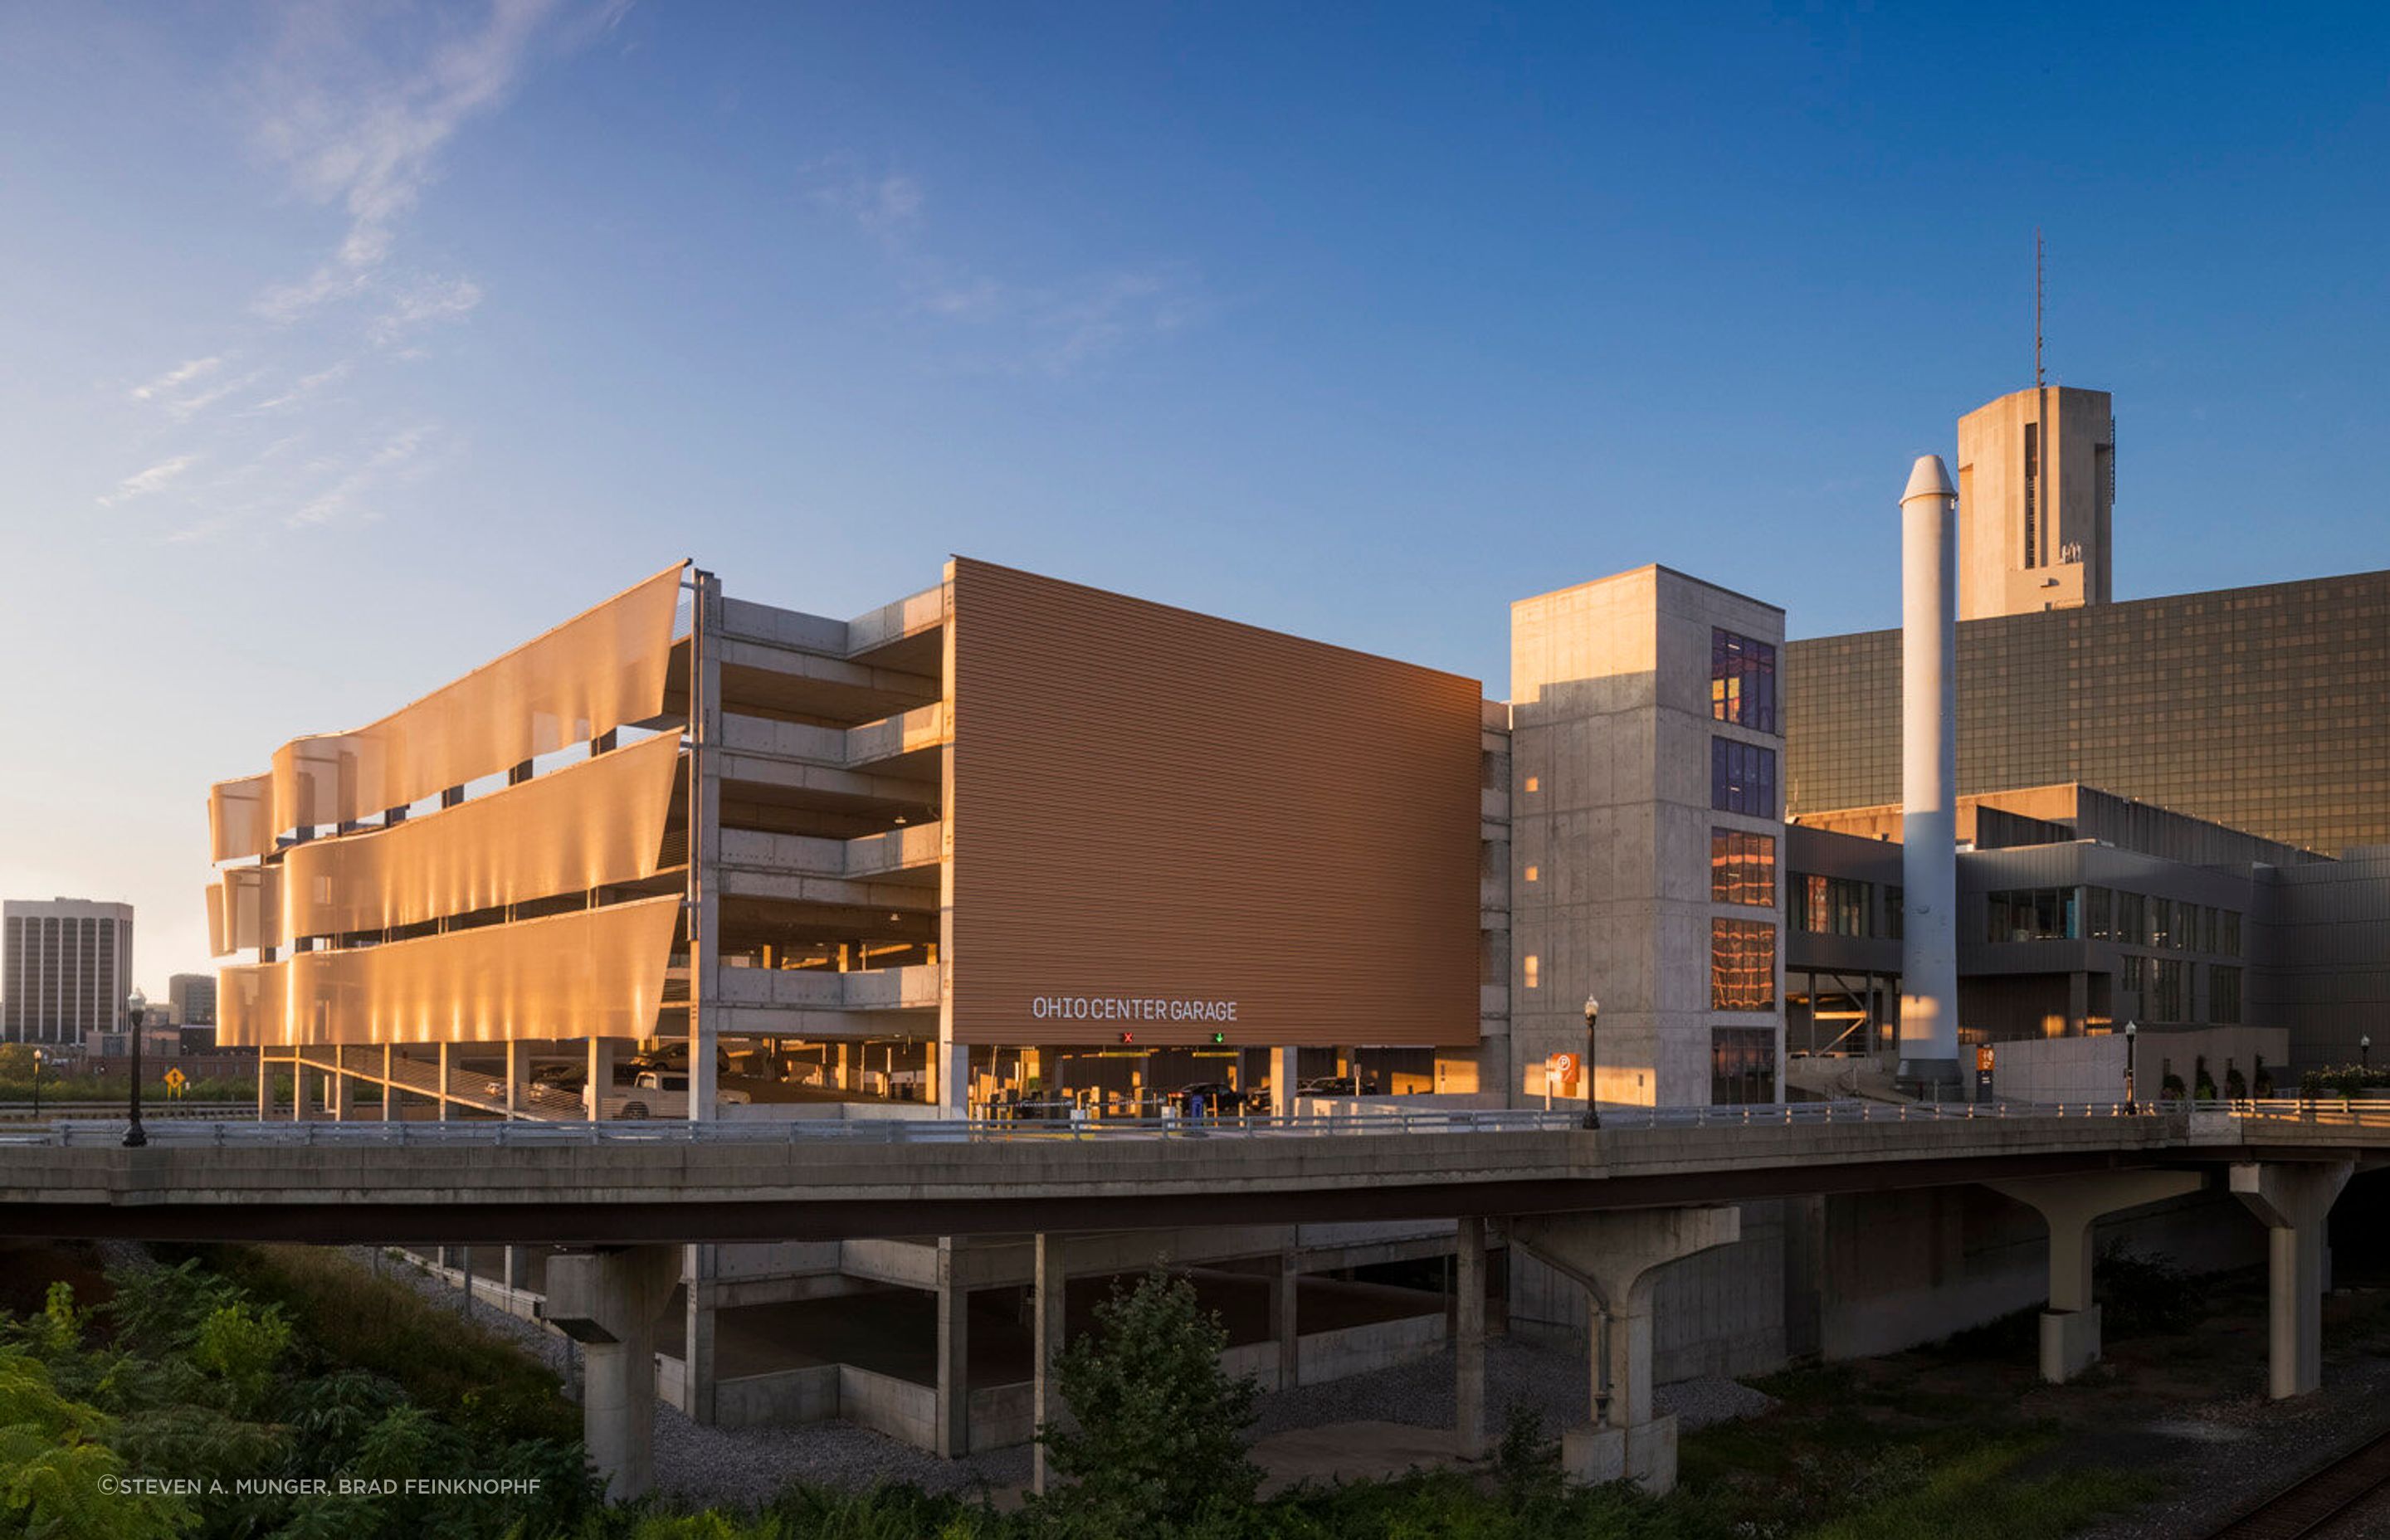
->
1039 1268 1261 1531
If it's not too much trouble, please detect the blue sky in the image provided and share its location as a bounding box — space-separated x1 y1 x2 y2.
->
3 2 2387 983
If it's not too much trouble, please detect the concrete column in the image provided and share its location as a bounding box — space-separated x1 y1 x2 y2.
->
2231 1161 2355 1398
256 1055 272 1122
834 1041 851 1093
935 1241 970 1458
1033 1233 1067 1494
937 1042 971 1117
587 1038 616 1120
1272 1045 1300 1114
505 1040 525 1118
1512 1206 1740 1494
328 1070 354 1123
1272 1250 1300 1390
543 1246 680 1501
1455 1216 1488 1460
505 1245 534 1291
436 1043 452 1122
683 1245 716 1425
1988 1171 2205 1382
687 570 723 1125
290 1055 308 1122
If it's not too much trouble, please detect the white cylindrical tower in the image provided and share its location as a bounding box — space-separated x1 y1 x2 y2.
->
1899 454 1961 1094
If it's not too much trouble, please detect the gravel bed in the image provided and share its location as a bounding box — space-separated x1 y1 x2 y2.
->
2071 1348 2390 1540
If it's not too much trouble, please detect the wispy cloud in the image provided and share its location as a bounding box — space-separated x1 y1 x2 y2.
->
803 159 1207 376
246 362 354 414
129 358 222 402
99 2 619 538
99 456 201 508
368 275 484 344
251 0 563 324
289 425 438 528
807 159 925 241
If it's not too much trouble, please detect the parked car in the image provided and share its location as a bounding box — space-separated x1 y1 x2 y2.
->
1295 1075 1359 1098
590 1071 753 1120
1167 1082 1263 1117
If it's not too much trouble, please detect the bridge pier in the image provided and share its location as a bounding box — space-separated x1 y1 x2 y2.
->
1987 1170 2205 1382
543 1245 680 1501
936 1240 969 1457
1512 1206 1740 1494
2231 1161 2354 1398
1454 1215 1488 1460
1271 1248 1300 1388
1032 1233 1066 1494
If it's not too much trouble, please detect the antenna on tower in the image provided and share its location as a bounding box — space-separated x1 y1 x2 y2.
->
2034 228 2046 388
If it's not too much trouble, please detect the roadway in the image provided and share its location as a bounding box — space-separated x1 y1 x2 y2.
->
4 1100 2378 1246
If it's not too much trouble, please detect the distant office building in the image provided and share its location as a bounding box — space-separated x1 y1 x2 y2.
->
1954 385 2114 621
168 972 217 1026
1785 567 2390 860
2 898 134 1045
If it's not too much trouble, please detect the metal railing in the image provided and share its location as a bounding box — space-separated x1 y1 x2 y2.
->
7 1096 2382 1150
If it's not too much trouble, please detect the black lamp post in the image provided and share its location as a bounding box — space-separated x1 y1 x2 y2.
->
2122 1021 2138 1113
2364 1036 2373 1077
1582 997 1601 1131
123 989 148 1148
31 1047 43 1118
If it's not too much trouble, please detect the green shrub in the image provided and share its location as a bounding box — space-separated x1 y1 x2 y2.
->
1037 1268 1261 1533
2095 1247 2202 1338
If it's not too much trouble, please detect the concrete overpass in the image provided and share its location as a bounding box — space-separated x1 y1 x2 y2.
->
7 1101 2379 1499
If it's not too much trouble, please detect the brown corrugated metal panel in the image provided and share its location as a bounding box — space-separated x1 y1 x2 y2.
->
279 731 680 941
947 558 1481 1048
207 563 684 851
215 894 679 1048
208 773 272 863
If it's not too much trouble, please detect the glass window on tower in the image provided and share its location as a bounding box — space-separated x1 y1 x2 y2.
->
1711 738 1778 816
1711 629 1778 733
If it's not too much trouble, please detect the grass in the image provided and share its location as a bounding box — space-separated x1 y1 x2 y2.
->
196 1242 577 1444
1802 1435 2158 1540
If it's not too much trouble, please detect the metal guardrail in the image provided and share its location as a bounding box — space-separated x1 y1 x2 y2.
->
0 1095 2352 1149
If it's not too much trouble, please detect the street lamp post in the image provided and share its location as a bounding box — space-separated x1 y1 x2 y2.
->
31 1048 43 1118
1582 997 1601 1131
123 990 148 1148
2364 1036 2373 1079
2123 1021 2138 1113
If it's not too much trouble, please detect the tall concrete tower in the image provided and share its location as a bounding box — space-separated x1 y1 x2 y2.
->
1953 386 2113 621
1897 456 1960 1094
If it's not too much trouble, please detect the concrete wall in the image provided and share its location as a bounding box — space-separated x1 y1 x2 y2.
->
1510 1201 1791 1383
1509 566 1786 1109
715 1363 840 1429
1992 1028 2290 1104
1810 1183 2264 1360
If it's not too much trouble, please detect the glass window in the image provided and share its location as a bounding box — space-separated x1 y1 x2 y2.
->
2123 953 2145 991
1710 629 1778 733
1985 888 2081 942
1711 1027 1777 1105
1710 919 1777 1010
2219 909 2242 957
2202 906 2219 954
1710 830 1777 907
2149 898 2172 949
2118 892 2146 947
1711 738 1778 817
1885 886 1903 941
2149 958 2188 1021
1792 873 1827 933
2212 965 2242 1025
